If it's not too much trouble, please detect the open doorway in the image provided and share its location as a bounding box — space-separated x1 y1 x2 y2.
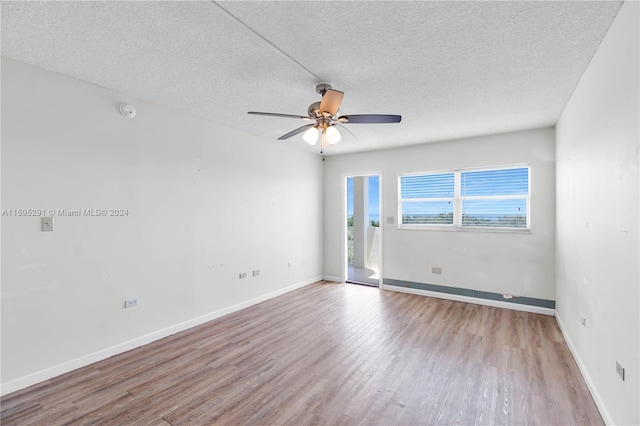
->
346 175 381 287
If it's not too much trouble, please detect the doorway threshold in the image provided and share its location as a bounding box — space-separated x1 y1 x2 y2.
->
346 280 379 288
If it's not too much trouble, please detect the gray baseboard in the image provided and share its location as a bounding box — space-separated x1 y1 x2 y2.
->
383 278 555 309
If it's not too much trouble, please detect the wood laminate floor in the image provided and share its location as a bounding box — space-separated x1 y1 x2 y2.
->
1 282 603 425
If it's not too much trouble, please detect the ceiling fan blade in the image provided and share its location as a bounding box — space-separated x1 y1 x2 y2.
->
319 89 344 116
338 114 402 124
248 111 312 120
336 123 358 141
277 124 316 140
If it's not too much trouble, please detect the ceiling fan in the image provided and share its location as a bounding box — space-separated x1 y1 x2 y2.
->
248 83 401 153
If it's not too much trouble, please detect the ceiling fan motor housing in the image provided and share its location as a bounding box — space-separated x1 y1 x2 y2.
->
308 101 322 118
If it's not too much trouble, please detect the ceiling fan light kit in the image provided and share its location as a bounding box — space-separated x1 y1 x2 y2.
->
248 83 401 153
303 126 319 145
325 126 341 144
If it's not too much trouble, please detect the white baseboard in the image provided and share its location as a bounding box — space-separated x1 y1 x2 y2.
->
0 276 321 397
382 284 555 316
555 314 612 425
323 275 343 283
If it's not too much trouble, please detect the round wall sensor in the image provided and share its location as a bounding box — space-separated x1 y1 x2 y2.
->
119 103 136 119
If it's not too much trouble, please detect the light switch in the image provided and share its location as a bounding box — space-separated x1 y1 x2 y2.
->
41 217 54 232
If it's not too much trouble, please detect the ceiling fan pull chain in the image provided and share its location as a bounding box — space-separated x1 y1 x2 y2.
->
320 129 324 154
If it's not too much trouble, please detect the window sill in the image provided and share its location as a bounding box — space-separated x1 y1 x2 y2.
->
397 224 531 234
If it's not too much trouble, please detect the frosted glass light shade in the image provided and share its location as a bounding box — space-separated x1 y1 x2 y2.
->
326 126 342 144
303 127 319 145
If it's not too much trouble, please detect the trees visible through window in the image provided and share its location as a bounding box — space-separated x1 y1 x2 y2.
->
399 166 530 230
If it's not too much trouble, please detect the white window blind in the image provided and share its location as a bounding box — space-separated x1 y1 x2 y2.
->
460 167 529 228
400 173 454 225
399 165 530 231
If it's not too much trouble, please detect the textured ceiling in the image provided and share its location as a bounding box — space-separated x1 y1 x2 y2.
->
1 1 622 155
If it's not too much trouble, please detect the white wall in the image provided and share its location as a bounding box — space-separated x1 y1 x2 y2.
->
555 2 639 424
0 58 323 391
324 127 556 300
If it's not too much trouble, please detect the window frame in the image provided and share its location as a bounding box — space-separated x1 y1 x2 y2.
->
398 164 531 233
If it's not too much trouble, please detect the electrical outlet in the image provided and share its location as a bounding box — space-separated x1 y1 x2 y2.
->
239 272 247 279
288 262 294 267
580 315 587 327
432 267 442 274
253 269 260 277
124 298 139 308
616 361 625 381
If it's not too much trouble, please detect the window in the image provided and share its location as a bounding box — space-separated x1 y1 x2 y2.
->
400 173 454 225
399 165 530 231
